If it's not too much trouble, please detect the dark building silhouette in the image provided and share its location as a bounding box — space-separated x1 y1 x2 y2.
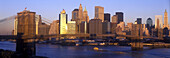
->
137 18 142 24
163 27 169 35
104 13 110 22
116 12 123 23
146 18 152 27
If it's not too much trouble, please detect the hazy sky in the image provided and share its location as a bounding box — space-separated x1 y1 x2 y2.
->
0 0 170 34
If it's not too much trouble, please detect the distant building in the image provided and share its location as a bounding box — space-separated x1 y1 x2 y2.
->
59 9 67 34
104 13 110 22
155 15 163 29
110 23 117 34
67 21 76 34
117 22 125 31
14 16 18 35
89 19 102 38
80 21 88 34
164 9 169 28
111 15 118 24
95 6 104 22
137 18 142 24
146 18 152 27
35 15 42 35
49 20 59 34
79 4 83 22
116 12 123 23
71 9 79 21
127 23 133 31
102 21 111 34
38 23 50 35
83 7 89 23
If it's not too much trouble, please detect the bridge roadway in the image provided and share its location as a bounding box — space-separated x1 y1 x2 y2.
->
0 34 158 40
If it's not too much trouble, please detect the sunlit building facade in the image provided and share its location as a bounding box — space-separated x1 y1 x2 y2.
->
14 16 18 35
95 6 104 22
164 9 168 28
155 15 163 29
83 7 89 23
116 12 124 24
59 9 68 34
67 21 76 34
49 20 59 34
112 15 118 24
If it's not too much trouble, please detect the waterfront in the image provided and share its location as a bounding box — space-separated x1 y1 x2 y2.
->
0 41 170 58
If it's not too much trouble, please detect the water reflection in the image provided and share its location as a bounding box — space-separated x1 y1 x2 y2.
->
0 41 170 58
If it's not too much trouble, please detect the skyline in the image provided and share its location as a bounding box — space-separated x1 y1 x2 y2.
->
0 0 170 35
0 0 169 24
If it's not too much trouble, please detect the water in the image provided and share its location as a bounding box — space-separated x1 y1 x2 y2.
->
0 41 170 58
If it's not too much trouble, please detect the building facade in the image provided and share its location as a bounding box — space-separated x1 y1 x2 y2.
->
116 12 123 23
95 6 104 22
104 13 110 22
111 15 118 24
155 15 163 29
59 9 67 34
164 9 168 28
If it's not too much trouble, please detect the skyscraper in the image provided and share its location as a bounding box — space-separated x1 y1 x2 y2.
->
72 9 79 21
79 4 83 21
49 20 59 34
146 18 152 27
67 21 76 34
164 9 168 28
155 15 163 29
59 9 67 34
104 13 110 22
116 12 123 23
137 18 142 24
83 7 89 23
14 16 18 35
89 19 102 38
111 15 118 24
95 6 104 22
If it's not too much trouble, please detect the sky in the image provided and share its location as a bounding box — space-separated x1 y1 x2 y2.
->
0 0 169 35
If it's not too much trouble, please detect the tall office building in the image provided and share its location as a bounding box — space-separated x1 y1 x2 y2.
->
112 15 118 24
116 12 123 23
59 9 67 34
127 23 133 31
146 18 152 27
80 21 88 34
164 9 168 28
95 6 104 22
14 16 18 35
49 20 59 34
104 13 110 22
83 7 89 23
72 9 79 21
155 15 163 29
102 21 111 34
35 15 42 35
137 18 142 24
89 19 102 35
79 4 83 21
67 21 76 34
117 22 125 31
38 23 50 35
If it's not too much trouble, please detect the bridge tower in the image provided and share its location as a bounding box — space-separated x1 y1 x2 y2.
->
131 24 143 51
16 9 36 56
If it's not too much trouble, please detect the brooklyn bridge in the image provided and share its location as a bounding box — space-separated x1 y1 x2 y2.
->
0 9 170 57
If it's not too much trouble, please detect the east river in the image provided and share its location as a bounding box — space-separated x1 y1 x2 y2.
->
0 41 170 58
